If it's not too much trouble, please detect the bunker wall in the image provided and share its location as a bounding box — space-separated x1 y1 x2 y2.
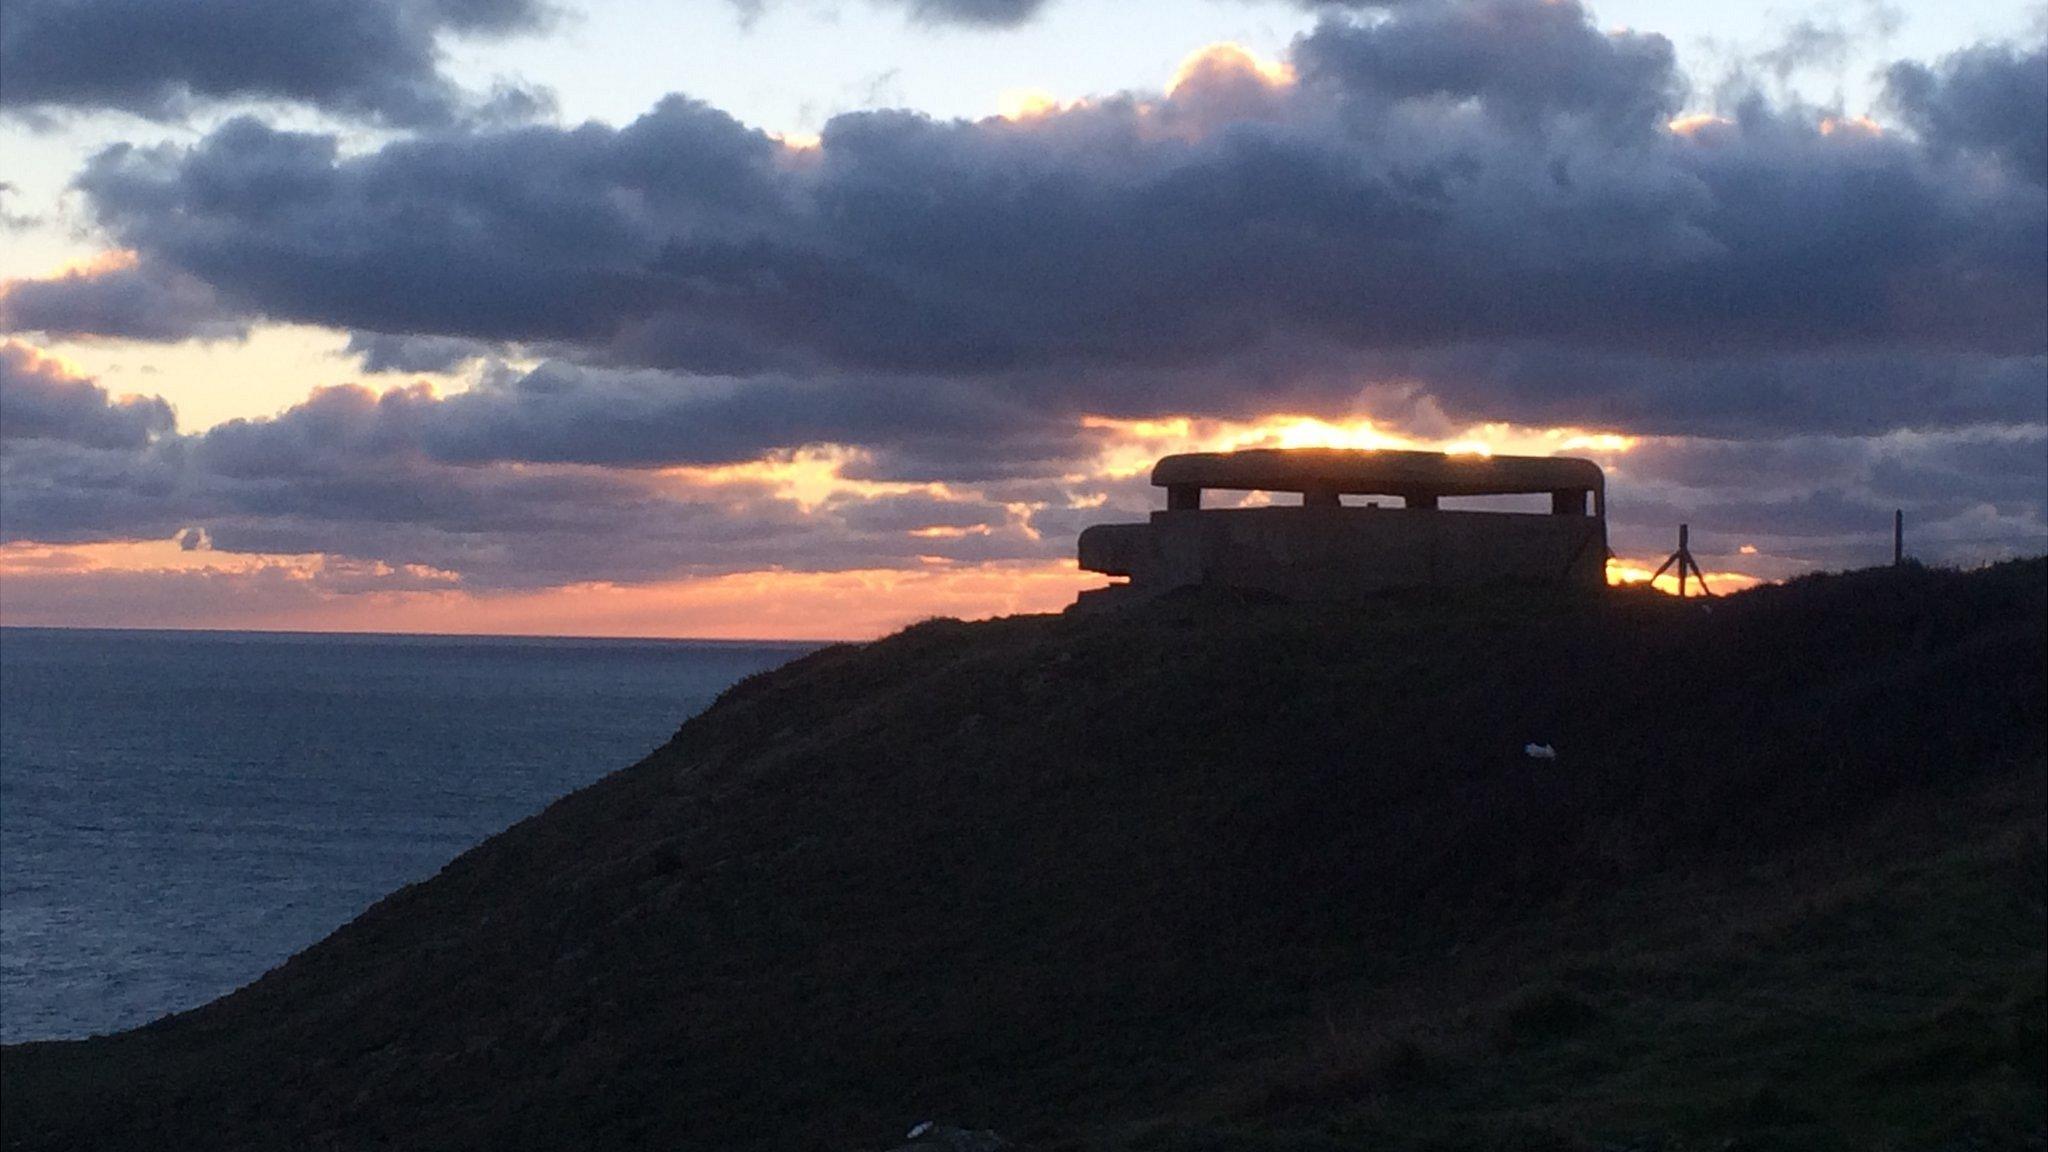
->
1079 507 1607 601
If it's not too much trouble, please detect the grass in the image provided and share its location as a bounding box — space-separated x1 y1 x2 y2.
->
3 559 2043 1151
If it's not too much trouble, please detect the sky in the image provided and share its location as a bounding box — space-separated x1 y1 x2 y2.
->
1 0 2043 640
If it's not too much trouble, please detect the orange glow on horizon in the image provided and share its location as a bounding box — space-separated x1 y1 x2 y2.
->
5 540 1781 639
1606 556 1766 596
0 540 1095 641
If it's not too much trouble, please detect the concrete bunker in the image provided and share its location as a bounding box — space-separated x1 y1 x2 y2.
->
1075 448 1608 609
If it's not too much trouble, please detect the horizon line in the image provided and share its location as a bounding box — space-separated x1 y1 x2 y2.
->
0 621 842 648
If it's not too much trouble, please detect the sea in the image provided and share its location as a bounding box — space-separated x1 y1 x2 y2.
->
0 627 813 1045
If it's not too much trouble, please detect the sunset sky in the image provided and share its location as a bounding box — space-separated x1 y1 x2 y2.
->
2 0 2044 639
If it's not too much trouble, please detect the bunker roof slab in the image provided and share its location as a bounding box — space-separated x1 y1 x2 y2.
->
1150 448 1604 498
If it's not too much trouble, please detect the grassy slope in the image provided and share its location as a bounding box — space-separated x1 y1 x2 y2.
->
4 561 2044 1152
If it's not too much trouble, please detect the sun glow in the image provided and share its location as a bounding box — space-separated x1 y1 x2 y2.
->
17 247 143 281
1606 556 1767 596
997 88 1067 120
1167 43 1294 95
1081 413 1638 477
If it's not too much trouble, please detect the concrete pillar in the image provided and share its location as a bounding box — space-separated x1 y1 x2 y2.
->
1303 485 1340 508
1406 493 1439 511
1551 489 1587 515
1167 484 1202 511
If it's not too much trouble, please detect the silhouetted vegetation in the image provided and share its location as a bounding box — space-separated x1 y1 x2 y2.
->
5 560 2044 1151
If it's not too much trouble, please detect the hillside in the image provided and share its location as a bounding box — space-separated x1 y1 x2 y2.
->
4 561 2045 1152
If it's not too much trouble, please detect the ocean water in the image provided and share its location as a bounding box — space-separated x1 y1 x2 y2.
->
0 627 811 1044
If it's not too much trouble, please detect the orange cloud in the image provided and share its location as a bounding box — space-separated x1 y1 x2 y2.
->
997 88 1068 121
1666 113 1732 137
1166 43 1294 96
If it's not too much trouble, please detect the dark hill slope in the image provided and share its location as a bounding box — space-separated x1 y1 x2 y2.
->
5 561 2045 1151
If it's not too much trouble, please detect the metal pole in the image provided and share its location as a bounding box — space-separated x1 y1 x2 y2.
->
1677 524 1689 598
1894 509 1903 566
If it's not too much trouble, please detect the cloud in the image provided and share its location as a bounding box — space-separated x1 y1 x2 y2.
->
727 0 1050 29
406 360 1090 474
1883 41 2048 186
1753 20 1856 81
345 331 496 373
1349 344 2047 439
0 183 42 232
895 0 1049 26
0 340 190 544
1292 0 1682 133
0 0 553 126
7 342 2039 592
58 2 2044 447
0 353 1075 588
1610 426 2048 569
1 253 249 342
0 339 176 448
730 0 1444 31
4 0 2044 619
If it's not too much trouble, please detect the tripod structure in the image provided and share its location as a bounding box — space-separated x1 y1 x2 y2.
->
1650 523 1713 598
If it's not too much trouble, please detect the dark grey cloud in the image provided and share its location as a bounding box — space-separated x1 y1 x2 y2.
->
1883 41 2048 186
345 331 496 373
895 0 1047 26
51 1 2043 450
0 341 189 543
408 360 1085 473
727 0 1047 29
0 339 175 447
1 257 249 342
1292 0 1682 133
0 0 552 126
1606 426 2048 572
1353 345 2047 440
732 0 1436 29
